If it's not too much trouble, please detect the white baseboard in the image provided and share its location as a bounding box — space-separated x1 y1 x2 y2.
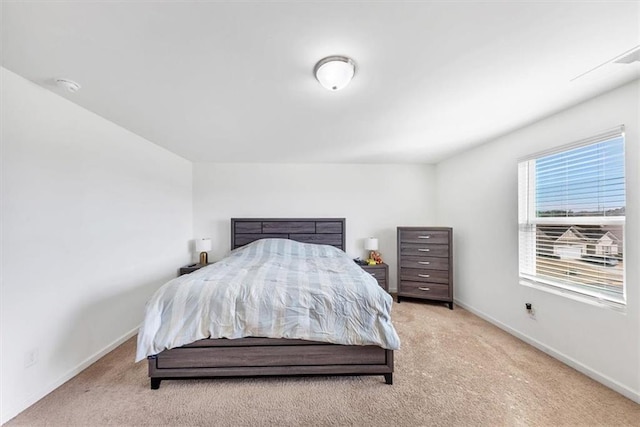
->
1 325 139 425
454 298 640 404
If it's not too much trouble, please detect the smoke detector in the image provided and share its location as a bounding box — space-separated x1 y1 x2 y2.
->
55 78 81 93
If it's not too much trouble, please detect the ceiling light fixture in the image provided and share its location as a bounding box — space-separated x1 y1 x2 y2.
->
55 78 81 93
314 56 356 91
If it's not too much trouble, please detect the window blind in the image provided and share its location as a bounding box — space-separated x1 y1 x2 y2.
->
518 127 626 305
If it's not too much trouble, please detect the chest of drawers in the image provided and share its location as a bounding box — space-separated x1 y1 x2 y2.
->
397 227 453 309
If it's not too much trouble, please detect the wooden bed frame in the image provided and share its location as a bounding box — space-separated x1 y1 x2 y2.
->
147 218 394 389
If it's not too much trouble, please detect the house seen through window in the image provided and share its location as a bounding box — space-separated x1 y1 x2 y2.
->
518 127 625 305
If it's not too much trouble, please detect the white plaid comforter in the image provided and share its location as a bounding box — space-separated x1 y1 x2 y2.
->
135 238 400 361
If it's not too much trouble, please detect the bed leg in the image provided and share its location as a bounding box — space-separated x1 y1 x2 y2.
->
150 378 161 390
384 373 393 385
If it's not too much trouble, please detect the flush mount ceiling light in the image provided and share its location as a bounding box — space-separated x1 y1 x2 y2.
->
314 56 356 91
55 78 81 93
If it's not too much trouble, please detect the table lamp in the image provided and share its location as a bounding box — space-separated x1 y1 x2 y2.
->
364 237 381 265
195 238 212 265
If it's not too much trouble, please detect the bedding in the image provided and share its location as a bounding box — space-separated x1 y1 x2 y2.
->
136 238 400 361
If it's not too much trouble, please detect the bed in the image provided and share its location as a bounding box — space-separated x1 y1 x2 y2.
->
140 218 398 389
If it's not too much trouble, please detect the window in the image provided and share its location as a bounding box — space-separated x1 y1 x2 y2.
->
518 127 626 306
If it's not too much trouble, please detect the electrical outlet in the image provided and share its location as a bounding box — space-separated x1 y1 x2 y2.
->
24 348 38 368
525 303 536 319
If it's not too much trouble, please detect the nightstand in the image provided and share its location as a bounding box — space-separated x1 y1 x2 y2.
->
179 263 211 276
361 263 389 292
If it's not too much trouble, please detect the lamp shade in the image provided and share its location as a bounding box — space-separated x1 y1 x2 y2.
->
314 56 356 91
195 238 212 252
364 237 379 251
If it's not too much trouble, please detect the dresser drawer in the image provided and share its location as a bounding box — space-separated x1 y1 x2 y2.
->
399 243 449 258
373 278 387 290
365 271 386 288
399 230 449 245
400 268 448 284
361 264 389 292
399 282 450 300
399 256 448 270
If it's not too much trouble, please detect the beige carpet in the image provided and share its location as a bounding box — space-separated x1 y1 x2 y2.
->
6 302 640 426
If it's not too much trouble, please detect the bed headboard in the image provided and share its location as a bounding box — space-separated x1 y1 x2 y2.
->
231 218 346 251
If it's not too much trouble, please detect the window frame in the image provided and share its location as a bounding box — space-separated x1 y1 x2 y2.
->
517 126 626 308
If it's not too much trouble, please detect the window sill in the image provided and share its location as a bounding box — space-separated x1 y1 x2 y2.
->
520 280 627 313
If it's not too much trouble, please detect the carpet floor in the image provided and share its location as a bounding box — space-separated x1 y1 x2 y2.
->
6 301 640 426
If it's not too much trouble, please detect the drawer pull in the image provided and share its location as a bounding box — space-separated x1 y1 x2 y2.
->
418 261 430 265
418 235 431 239
369 273 376 276
417 248 430 252
418 274 430 278
418 287 431 291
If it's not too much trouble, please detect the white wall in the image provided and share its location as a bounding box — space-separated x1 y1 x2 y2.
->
435 80 640 402
193 163 437 291
0 67 193 423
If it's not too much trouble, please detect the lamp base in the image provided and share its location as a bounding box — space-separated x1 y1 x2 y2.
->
199 252 208 265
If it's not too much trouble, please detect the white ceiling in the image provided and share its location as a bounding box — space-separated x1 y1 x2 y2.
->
2 1 639 164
